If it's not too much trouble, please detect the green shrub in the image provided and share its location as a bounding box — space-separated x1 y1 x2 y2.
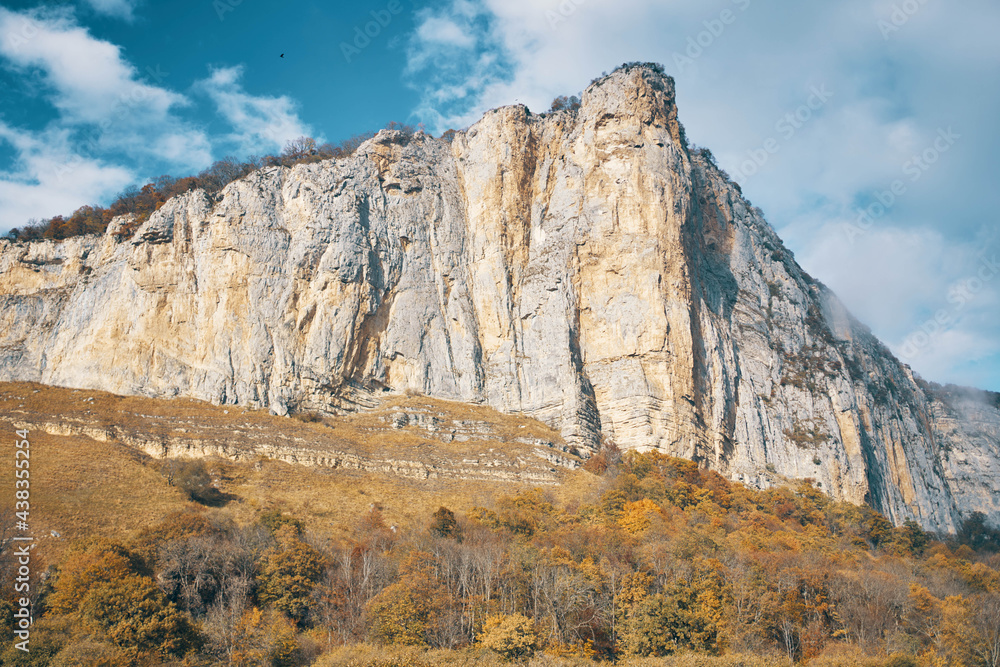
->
258 531 326 626
260 509 305 536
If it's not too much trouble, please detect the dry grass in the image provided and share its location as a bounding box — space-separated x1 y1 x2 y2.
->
0 423 193 562
0 382 593 552
0 381 579 471
313 645 892 666
0 381 568 458
209 456 539 541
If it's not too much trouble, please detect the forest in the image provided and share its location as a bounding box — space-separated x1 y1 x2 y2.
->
2 448 999 667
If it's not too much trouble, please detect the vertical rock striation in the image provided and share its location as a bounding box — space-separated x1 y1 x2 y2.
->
1 65 997 532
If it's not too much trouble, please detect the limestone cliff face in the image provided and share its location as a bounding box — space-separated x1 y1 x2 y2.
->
1 66 997 532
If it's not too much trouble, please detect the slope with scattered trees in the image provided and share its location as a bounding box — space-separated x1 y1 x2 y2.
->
2 446 998 666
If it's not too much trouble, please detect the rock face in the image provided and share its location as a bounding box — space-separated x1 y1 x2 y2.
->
1 65 997 532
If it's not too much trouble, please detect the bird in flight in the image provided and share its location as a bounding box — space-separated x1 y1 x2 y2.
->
280 53 285 58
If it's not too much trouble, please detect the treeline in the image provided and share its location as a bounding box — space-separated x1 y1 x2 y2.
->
5 123 421 244
2 450 999 666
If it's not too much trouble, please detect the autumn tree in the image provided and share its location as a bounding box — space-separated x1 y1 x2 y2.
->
257 526 326 625
366 551 453 647
311 535 395 645
47 542 149 615
967 592 1000 667
830 565 908 651
619 499 663 534
622 587 721 657
430 506 460 539
201 576 256 664
478 613 538 660
79 573 201 658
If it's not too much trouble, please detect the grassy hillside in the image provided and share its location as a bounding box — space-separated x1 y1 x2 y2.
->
0 382 587 559
0 382 998 667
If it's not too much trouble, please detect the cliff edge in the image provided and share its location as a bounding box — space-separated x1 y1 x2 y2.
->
1 65 997 532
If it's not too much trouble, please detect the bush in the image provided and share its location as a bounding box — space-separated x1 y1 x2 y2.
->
549 95 581 113
583 441 621 475
615 61 667 76
47 542 150 615
429 507 460 539
164 459 224 504
478 613 538 661
0 616 74 666
260 510 305 537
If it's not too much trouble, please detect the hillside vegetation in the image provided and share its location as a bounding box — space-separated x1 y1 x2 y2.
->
1 386 999 666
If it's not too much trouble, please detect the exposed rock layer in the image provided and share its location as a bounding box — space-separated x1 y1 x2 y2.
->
1 67 997 532
0 382 580 485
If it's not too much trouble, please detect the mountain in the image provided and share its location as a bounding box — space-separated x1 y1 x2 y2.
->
1 64 997 533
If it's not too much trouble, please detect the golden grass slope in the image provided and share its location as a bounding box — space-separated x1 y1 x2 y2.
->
0 382 591 560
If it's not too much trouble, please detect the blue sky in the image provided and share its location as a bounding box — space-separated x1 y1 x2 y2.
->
0 0 998 392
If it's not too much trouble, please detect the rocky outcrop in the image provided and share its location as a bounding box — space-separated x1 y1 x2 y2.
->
1 65 997 532
0 382 581 484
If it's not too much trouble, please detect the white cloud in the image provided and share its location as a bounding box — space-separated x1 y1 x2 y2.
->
402 0 1000 389
81 0 137 22
0 6 211 172
416 16 476 48
150 131 215 168
783 219 1000 389
198 66 314 155
0 7 213 229
0 7 180 124
0 121 133 228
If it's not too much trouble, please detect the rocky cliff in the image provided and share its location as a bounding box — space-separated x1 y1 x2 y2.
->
1 65 997 532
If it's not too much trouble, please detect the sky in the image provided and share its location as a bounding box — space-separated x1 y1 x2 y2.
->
0 0 997 392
